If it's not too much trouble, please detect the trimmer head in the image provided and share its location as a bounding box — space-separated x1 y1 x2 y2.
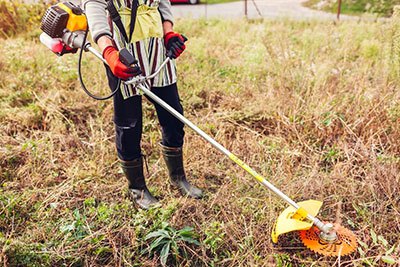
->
299 223 357 256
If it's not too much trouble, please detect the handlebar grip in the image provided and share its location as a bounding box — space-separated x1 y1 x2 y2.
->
166 50 173 59
166 34 188 59
119 48 137 66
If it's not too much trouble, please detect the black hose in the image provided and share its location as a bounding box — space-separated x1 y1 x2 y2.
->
78 28 120 100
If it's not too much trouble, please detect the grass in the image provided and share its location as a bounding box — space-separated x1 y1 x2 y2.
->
304 0 400 17
1 2 400 267
200 0 239 4
0 1 45 38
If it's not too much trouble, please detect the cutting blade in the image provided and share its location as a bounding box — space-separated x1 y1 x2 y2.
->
299 223 357 256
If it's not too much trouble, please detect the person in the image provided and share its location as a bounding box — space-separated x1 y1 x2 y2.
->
82 0 203 210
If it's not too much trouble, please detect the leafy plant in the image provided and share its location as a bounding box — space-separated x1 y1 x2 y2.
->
204 221 225 255
142 222 200 266
358 229 399 266
60 209 89 240
273 253 293 267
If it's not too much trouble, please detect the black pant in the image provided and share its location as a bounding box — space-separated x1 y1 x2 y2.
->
107 69 185 161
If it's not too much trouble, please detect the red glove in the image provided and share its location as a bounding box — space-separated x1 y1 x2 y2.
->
102 46 139 80
164 32 187 59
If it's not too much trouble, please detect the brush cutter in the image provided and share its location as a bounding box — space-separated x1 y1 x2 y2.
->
39 2 358 257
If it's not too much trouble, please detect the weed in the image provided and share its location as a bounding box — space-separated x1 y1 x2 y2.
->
204 221 225 255
142 222 200 266
274 253 293 267
357 229 399 265
60 209 89 240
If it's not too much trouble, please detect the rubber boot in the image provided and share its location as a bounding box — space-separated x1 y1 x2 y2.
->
120 157 158 210
160 144 203 199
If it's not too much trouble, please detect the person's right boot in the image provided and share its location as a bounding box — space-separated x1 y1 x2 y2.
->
120 157 158 210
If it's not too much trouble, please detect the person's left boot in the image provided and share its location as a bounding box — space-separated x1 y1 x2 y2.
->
160 144 203 199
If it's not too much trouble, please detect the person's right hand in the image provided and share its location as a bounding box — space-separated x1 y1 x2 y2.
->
102 46 140 80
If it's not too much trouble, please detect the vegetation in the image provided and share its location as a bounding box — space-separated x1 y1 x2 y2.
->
1 2 400 266
200 0 239 4
142 222 200 266
304 0 400 17
0 1 46 38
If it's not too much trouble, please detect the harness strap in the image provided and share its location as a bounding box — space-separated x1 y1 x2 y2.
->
129 0 139 43
106 0 129 43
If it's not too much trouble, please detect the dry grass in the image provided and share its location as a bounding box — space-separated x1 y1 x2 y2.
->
0 1 46 38
0 7 400 267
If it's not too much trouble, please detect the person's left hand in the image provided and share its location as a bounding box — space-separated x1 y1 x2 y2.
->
164 32 187 59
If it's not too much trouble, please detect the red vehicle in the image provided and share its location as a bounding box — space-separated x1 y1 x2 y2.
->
170 0 199 4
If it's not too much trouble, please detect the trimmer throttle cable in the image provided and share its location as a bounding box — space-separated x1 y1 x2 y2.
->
77 28 121 100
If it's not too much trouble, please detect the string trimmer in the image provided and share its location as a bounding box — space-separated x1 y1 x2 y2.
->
39 2 358 256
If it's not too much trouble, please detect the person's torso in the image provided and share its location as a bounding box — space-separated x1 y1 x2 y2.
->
111 0 177 97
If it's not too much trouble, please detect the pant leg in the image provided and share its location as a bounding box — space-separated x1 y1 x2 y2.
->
106 67 142 161
147 83 185 148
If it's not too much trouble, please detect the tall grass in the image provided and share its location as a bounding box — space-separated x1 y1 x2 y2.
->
0 0 48 38
0 3 400 267
304 0 400 17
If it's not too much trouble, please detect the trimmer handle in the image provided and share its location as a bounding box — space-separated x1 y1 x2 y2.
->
166 34 188 59
119 48 138 66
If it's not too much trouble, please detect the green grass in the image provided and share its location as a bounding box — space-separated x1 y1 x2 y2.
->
304 0 400 17
200 0 239 4
1 2 400 266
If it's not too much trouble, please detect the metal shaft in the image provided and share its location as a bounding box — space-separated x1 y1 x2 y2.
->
84 44 107 64
137 84 310 216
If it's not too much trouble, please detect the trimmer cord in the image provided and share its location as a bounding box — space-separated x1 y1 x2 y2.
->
78 28 120 100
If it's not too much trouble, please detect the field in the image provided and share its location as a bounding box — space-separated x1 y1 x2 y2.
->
200 0 239 4
1 2 400 267
304 0 400 17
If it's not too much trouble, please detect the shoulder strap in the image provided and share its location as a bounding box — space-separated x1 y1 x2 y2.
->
106 0 129 43
106 0 139 44
129 0 139 43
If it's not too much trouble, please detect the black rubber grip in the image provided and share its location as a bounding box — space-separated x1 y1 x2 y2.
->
119 48 137 66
